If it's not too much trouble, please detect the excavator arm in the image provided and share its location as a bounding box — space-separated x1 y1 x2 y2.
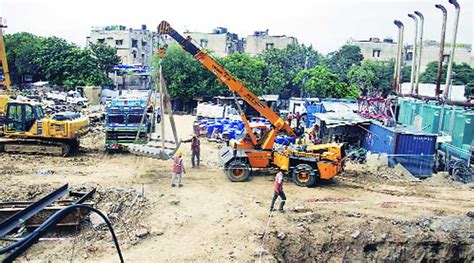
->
157 21 295 137
0 21 11 92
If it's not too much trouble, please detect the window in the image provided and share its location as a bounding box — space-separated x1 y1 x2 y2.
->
265 43 274 50
200 39 208 48
115 39 123 46
97 38 105 44
25 105 34 122
406 52 413 61
133 52 137 59
372 49 381 58
128 115 142 124
141 54 145 60
108 115 125 124
142 41 147 46
35 105 44 119
132 39 138 48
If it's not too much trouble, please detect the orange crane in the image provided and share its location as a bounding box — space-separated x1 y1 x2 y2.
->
158 21 344 187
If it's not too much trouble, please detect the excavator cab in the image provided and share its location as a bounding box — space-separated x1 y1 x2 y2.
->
4 102 43 133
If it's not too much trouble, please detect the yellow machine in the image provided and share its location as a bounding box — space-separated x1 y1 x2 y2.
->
0 21 89 156
158 21 345 187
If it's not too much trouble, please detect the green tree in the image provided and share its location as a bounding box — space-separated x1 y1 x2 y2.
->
34 37 110 88
218 52 266 95
4 32 43 84
294 65 360 98
327 45 364 82
420 61 474 86
90 42 122 74
160 45 216 100
347 60 395 96
260 43 323 97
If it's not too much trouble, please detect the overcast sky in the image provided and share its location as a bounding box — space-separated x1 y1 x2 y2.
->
1 0 472 55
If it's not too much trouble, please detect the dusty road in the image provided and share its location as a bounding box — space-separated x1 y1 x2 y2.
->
0 115 473 262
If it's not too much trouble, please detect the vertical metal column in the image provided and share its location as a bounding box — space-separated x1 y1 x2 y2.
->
408 14 418 95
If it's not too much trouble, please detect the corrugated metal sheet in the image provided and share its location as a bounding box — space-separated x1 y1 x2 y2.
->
363 122 437 177
362 122 396 154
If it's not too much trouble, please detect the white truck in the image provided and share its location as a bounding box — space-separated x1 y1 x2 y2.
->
195 102 240 120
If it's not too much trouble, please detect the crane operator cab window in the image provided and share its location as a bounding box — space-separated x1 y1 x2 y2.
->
253 128 263 142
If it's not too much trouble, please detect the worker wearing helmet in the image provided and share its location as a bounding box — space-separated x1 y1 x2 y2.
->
270 167 287 213
171 152 186 187
183 134 201 168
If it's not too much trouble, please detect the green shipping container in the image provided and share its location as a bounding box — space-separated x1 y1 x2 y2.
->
421 104 441 134
451 111 474 147
398 99 415 126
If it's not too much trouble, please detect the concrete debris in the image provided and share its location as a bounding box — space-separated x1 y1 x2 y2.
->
351 230 361 239
393 163 414 178
169 199 180 205
89 212 107 228
293 205 311 213
277 232 286 240
135 228 149 238
152 228 164 236
366 153 388 168
31 169 55 176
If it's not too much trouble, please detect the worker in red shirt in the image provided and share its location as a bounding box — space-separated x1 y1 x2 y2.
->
183 134 201 168
270 168 287 213
295 112 301 127
286 113 293 126
171 152 186 187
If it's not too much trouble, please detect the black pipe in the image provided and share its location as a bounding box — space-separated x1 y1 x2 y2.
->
2 204 123 263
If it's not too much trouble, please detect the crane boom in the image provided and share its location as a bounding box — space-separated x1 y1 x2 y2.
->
157 21 294 136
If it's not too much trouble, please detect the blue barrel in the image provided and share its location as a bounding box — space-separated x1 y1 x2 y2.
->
206 124 215 135
237 122 245 131
214 123 224 133
229 129 236 139
288 136 296 144
275 137 282 144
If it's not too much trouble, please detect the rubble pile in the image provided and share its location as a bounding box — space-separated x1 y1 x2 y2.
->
82 186 152 245
264 215 474 262
0 184 152 245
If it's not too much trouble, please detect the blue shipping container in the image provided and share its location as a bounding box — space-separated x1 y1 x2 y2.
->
306 103 325 115
362 122 437 177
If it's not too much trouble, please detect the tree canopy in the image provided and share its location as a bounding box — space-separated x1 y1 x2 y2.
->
159 43 338 101
4 32 121 88
327 45 364 83
294 66 360 98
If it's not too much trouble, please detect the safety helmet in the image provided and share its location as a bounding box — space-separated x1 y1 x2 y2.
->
176 152 183 157
280 165 288 170
192 133 197 137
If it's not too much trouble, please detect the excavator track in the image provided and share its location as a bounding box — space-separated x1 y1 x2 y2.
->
0 138 78 157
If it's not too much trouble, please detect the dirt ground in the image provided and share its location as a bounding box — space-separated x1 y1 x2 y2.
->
0 115 473 262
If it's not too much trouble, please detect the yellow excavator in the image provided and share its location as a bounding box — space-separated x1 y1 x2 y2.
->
0 20 89 156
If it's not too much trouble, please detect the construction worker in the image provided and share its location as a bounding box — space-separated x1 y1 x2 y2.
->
295 112 301 127
171 152 186 187
270 168 287 213
286 113 293 126
183 134 201 168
